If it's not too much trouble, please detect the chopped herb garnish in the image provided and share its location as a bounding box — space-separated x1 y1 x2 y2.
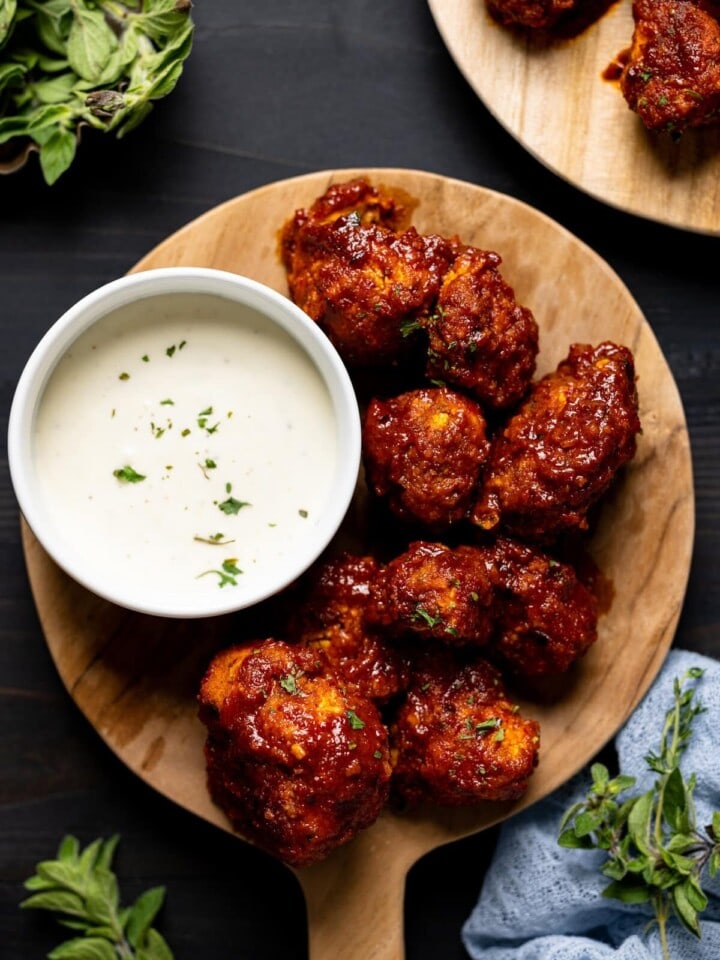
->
181 428 191 437
118 372 130 381
348 742 357 750
198 459 218 479
179 340 187 350
160 398 174 406
197 558 243 588
225 482 232 493
298 509 309 518
113 465 146 483
470 591 479 602
346 710 365 730
142 354 149 362
445 625 460 637
400 318 422 338
166 345 176 357
459 717 503 740
217 496 251 516
193 533 235 545
411 605 443 629
279 667 303 695
373 750 383 760
196 407 220 434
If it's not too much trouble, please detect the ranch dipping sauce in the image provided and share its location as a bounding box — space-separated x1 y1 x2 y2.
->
33 292 339 611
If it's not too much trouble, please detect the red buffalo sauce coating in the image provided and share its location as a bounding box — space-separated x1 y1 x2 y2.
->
620 0 720 133
424 247 539 411
281 179 457 367
473 341 641 541
367 541 495 647
285 553 412 704
485 0 579 28
198 639 391 867
482 537 599 675
362 386 491 531
390 650 540 806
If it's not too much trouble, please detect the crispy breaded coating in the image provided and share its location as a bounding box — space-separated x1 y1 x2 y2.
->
286 553 411 703
473 341 641 540
390 651 540 806
424 248 539 410
282 183 456 367
366 541 495 647
620 0 720 134
483 537 598 675
362 386 491 530
485 0 579 29
198 639 391 867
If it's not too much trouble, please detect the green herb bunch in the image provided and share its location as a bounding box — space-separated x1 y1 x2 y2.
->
558 667 720 960
0 0 193 185
21 834 175 959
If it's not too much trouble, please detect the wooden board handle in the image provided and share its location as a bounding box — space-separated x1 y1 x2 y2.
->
297 822 416 960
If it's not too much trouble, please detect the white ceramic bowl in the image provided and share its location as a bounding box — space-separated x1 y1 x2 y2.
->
8 267 361 618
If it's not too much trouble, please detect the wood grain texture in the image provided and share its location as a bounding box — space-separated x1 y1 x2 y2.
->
427 0 720 235
21 169 694 960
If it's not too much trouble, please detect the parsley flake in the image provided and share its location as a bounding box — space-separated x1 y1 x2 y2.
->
346 710 365 730
279 670 303 694
113 465 146 483
197 558 243 587
411 605 444 629
218 497 251 516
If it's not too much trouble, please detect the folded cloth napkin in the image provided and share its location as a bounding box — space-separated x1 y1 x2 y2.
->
462 649 720 960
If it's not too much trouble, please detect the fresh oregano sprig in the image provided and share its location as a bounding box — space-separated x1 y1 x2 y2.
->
558 667 720 960
0 0 194 184
21 834 175 960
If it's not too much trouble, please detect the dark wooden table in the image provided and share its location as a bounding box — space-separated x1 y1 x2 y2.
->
1 3 718 958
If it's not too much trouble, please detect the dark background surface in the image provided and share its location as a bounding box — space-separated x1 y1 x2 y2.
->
1 3 718 958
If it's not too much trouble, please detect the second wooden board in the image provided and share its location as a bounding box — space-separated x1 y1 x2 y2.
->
428 0 720 235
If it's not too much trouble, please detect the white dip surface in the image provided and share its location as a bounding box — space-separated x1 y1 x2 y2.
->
33 292 338 609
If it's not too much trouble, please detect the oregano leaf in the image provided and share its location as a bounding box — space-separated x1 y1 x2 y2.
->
66 4 115 82
125 886 166 948
39 126 76 185
47 937 118 960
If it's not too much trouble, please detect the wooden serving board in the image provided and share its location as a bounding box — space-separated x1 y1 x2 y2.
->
22 169 694 959
428 0 720 235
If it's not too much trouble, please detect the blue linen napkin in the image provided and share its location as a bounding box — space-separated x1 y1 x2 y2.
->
462 649 720 960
